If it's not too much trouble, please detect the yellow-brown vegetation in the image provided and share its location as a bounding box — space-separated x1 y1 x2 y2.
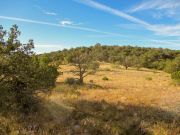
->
47 63 180 135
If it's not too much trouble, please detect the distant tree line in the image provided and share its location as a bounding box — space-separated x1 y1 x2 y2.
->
43 43 180 82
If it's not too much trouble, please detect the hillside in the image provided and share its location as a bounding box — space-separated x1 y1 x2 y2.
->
43 45 180 72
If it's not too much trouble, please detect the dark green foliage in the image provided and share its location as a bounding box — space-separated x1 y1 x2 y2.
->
68 48 99 84
120 55 133 70
0 25 59 114
165 57 180 73
65 77 79 85
43 44 180 72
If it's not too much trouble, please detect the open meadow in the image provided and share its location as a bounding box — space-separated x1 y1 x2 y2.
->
1 25 180 135
44 63 180 135
1 1 180 134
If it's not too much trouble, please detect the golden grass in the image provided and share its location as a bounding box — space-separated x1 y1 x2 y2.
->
1 63 179 134
47 63 180 134
56 63 180 111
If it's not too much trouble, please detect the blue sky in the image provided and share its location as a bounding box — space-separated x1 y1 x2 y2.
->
0 0 180 53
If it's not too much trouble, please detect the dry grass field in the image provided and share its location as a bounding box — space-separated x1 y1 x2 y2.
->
43 63 180 135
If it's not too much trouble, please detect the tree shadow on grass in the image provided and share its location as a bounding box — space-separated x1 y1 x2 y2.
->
2 98 179 135
68 100 180 135
0 99 73 135
128 68 160 74
55 82 113 91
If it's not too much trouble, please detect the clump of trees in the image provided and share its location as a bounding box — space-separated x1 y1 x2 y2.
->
67 48 99 84
46 44 178 66
0 25 59 114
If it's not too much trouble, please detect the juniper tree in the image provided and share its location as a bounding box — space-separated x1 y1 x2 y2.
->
0 25 59 114
68 48 99 84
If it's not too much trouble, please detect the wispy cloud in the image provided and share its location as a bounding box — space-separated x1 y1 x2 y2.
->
60 20 73 26
0 15 123 37
44 12 57 16
129 0 180 19
151 40 180 47
130 0 180 12
116 23 144 30
34 5 57 16
35 44 71 54
75 0 150 27
150 24 180 36
60 20 83 26
75 0 180 37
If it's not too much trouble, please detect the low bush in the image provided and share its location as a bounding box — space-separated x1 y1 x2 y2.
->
103 68 111 71
171 71 180 82
54 84 81 96
145 77 152 81
165 57 180 73
102 76 109 81
65 78 78 85
89 80 94 83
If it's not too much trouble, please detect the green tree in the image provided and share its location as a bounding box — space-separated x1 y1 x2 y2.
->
68 48 99 84
171 71 180 83
132 56 142 70
165 56 180 73
0 25 59 114
120 55 133 70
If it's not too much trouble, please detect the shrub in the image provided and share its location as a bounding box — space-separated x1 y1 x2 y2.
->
89 80 94 83
103 68 111 71
171 71 180 81
102 76 109 81
53 84 81 98
165 57 180 73
145 77 152 81
65 78 77 85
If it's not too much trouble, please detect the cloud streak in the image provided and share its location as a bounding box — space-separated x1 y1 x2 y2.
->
76 0 150 27
35 44 71 54
75 0 180 37
129 0 180 19
44 12 57 16
34 5 57 16
0 15 123 37
60 20 73 26
129 0 180 12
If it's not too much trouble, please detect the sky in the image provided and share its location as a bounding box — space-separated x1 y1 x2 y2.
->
0 0 180 53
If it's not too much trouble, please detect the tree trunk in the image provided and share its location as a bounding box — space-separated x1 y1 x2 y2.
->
79 75 83 84
79 66 84 84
